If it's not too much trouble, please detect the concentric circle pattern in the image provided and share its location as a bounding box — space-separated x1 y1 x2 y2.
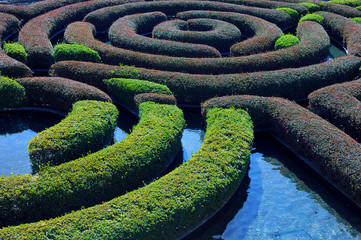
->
0 0 361 238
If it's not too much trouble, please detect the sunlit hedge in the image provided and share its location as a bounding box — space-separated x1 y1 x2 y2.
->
0 75 26 109
2 42 28 64
53 43 101 62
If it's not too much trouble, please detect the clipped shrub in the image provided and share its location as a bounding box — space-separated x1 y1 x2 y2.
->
350 16 361 23
319 1 361 18
274 34 300 50
0 107 253 240
329 0 361 7
0 75 26 108
15 77 112 112
201 95 361 207
0 102 185 227
276 7 300 23
53 43 101 62
299 2 321 12
103 78 173 107
29 100 118 168
299 13 325 25
2 42 28 64
134 93 177 108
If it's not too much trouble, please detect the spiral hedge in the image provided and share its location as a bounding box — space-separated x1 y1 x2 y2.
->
0 0 361 238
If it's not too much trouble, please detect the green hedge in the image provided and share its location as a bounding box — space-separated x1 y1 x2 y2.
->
0 102 185 227
299 13 325 24
0 107 253 240
274 34 300 50
0 75 26 109
134 93 177 109
15 77 112 112
309 78 361 142
103 78 173 107
350 16 361 23
329 0 361 7
53 43 101 62
176 10 283 56
276 7 300 23
28 100 118 168
109 12 221 58
201 95 361 207
299 2 320 12
2 42 28 64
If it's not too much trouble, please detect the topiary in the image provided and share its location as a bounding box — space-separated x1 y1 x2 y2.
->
276 7 300 23
350 17 361 23
2 42 28 64
0 75 26 108
299 2 321 12
274 34 300 50
53 43 101 62
299 13 325 25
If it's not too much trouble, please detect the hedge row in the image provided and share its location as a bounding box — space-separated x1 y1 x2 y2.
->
0 75 25 109
53 43 101 62
201 95 361 207
18 0 142 68
176 10 283 56
308 78 361 142
0 12 32 78
0 107 253 240
50 55 361 105
152 18 241 53
103 77 173 108
0 102 185 227
2 42 28 64
28 100 118 168
134 93 177 109
15 77 112 112
84 1 293 32
317 11 361 57
65 20 328 74
108 12 221 58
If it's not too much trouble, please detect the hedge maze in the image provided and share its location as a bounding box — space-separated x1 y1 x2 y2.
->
0 0 361 238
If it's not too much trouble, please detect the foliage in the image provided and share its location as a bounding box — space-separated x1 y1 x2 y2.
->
299 13 325 25
329 0 361 7
0 75 26 109
134 93 177 109
350 16 361 23
53 43 101 62
2 42 28 64
274 34 300 50
276 7 300 23
299 2 321 12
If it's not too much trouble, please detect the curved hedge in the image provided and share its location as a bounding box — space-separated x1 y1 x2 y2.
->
53 43 101 62
50 55 361 105
317 11 361 57
134 93 177 108
0 102 185 227
103 78 173 108
299 13 325 24
18 0 142 68
176 10 283 56
152 18 241 52
0 13 32 78
108 12 221 58
15 77 112 112
0 107 253 240
28 100 118 168
201 95 361 207
309 78 361 142
65 20 329 74
0 75 25 109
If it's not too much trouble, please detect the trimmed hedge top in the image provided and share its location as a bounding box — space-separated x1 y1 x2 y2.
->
2 42 28 64
274 34 300 50
299 13 325 25
53 43 101 63
0 75 26 109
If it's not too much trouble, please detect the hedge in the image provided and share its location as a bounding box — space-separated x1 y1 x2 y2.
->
53 43 101 62
309 78 361 142
0 107 253 240
317 11 361 56
0 102 185 227
299 13 325 24
329 0 361 7
152 18 241 53
108 12 221 58
0 75 26 108
201 95 361 207
65 20 329 74
0 13 32 78
2 42 28 64
299 2 321 12
134 93 177 109
176 10 283 56
51 55 361 105
350 16 361 23
276 7 300 23
17 0 142 68
28 100 118 168
274 34 300 50
103 78 173 108
15 77 112 112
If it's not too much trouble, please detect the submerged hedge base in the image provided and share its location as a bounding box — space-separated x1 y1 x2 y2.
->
309 78 361 142
28 100 118 168
201 95 361 207
18 0 142 68
103 78 173 108
0 102 185 227
0 75 25 109
109 12 221 58
317 11 361 57
176 10 283 56
0 13 32 78
50 55 361 105
65 20 328 74
0 107 253 240
15 77 112 112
